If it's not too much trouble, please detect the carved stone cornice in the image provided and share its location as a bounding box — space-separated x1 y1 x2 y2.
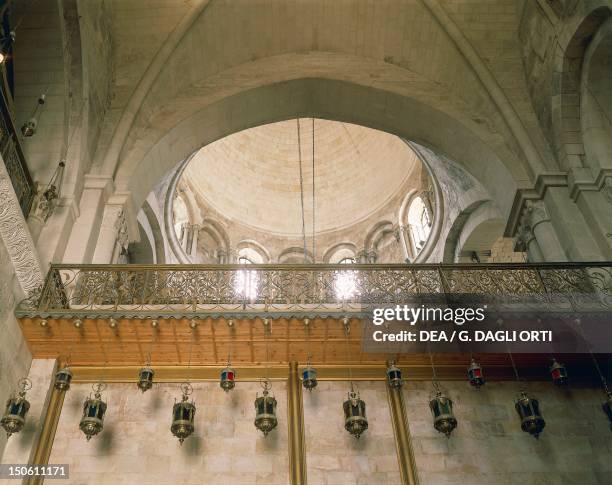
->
504 172 568 237
0 158 44 295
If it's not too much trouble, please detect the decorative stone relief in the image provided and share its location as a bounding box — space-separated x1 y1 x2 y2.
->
30 182 59 223
115 209 129 253
0 160 44 295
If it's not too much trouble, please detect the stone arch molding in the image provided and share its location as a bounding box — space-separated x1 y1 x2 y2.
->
551 4 612 171
94 0 556 221
115 78 521 225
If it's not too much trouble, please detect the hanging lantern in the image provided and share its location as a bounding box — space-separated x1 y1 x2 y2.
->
467 359 485 388
137 365 155 393
1 378 32 438
79 383 107 441
171 383 196 445
302 362 318 391
254 380 278 436
549 359 568 386
429 389 457 438
220 364 236 392
515 391 545 438
386 362 403 389
54 366 73 391
343 389 368 439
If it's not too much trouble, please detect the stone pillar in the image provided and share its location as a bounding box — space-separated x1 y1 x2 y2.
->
357 249 368 263
190 224 200 260
287 362 306 485
514 219 544 263
62 175 112 263
367 249 378 263
574 181 612 259
523 200 567 262
386 376 419 485
91 204 128 264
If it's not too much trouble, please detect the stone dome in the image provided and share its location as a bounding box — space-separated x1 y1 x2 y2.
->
180 119 421 237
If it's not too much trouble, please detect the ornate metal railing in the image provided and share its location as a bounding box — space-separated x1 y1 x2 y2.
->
0 85 35 217
16 262 612 319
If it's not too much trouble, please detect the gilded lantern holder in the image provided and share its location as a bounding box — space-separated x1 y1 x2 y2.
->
254 379 278 436
171 382 196 445
1 377 32 438
79 382 107 441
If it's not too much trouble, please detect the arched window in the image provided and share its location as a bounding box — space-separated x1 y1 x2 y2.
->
407 195 432 256
235 248 260 299
334 256 358 300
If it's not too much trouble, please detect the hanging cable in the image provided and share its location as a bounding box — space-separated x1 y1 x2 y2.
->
428 350 440 391
311 117 316 262
186 324 195 384
297 118 308 262
343 318 354 391
508 351 521 383
591 351 610 393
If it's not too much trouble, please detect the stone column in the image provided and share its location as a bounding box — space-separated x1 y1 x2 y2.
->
91 204 128 264
61 175 112 263
287 362 306 485
190 224 200 260
514 220 543 263
523 200 567 262
357 249 368 263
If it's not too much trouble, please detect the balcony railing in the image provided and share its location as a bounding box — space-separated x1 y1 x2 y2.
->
16 262 612 319
0 84 35 217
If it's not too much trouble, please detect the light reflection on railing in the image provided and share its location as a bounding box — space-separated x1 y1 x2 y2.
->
15 262 612 318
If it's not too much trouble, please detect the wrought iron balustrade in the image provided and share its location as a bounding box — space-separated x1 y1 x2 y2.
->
16 262 612 319
0 85 35 217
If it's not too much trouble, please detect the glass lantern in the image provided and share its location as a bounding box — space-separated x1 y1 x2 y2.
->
54 366 73 391
254 380 278 436
80 383 107 441
467 359 485 388
515 391 546 438
549 359 568 386
602 392 612 430
1 378 32 438
137 365 155 393
386 362 403 389
171 383 196 445
429 389 457 438
302 363 318 391
220 365 236 392
343 389 368 439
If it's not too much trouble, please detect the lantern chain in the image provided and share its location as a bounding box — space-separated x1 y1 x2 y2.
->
428 351 440 392
591 351 610 394
311 117 316 262
343 319 355 392
297 118 308 263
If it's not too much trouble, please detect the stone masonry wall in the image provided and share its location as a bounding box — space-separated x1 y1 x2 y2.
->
49 381 289 485
405 380 612 485
303 380 401 484
0 238 32 459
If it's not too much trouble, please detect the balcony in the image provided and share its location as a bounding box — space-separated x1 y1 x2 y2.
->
17 262 612 317
14 262 612 369
0 85 35 217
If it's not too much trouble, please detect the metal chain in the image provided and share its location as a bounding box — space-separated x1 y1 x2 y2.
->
311 117 316 262
297 118 308 262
